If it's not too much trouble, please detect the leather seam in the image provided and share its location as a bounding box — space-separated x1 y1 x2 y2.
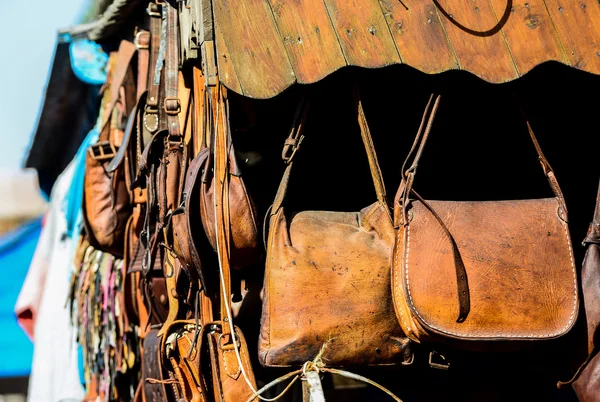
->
222 349 241 378
404 208 578 339
394 230 412 335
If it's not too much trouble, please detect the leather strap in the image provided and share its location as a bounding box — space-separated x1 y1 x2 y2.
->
146 2 161 114
399 96 569 220
135 30 150 99
164 0 181 140
584 179 600 245
143 329 169 402
272 88 389 218
214 87 232 338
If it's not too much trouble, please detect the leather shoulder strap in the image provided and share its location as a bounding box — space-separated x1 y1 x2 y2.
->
164 1 181 139
272 88 390 220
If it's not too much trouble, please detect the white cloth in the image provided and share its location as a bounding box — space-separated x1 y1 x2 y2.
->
22 161 85 402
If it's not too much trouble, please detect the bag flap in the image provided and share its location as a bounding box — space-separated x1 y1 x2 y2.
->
397 197 578 341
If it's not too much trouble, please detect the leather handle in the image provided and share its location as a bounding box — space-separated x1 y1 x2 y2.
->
399 96 568 220
272 88 391 219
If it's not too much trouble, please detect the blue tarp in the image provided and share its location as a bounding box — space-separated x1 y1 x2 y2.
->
0 218 43 377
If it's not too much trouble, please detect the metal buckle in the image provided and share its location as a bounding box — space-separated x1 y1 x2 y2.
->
281 135 304 164
429 351 450 370
88 141 117 161
164 97 181 115
134 31 149 49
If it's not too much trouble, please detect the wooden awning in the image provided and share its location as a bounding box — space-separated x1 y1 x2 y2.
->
213 0 600 99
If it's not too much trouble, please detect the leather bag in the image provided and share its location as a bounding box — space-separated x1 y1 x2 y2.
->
392 95 579 346
83 40 137 257
258 93 413 367
196 89 260 271
555 178 600 401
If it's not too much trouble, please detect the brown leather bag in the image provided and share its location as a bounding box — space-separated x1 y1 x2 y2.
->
555 178 600 401
392 95 579 347
197 88 260 271
259 93 412 367
83 40 138 257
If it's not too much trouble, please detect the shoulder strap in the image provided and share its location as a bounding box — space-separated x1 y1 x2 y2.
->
397 96 568 221
271 88 390 219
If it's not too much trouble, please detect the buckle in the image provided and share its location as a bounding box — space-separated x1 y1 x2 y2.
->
134 31 150 49
281 135 304 164
88 141 118 161
429 350 450 370
164 97 181 115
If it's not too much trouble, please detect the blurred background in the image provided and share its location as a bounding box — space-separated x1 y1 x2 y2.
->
0 2 104 400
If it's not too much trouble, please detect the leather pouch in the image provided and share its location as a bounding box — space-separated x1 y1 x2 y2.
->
259 93 412 367
392 95 578 346
83 40 137 257
197 91 260 271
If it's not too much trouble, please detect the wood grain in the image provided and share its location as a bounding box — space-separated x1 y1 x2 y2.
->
213 0 295 99
323 0 401 68
214 21 243 96
267 0 346 84
543 0 600 74
380 1 458 74
430 0 518 82
488 0 566 76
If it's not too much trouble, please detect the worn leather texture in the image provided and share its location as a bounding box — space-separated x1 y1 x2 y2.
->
260 202 412 366
392 95 579 346
393 198 578 342
259 93 411 367
573 351 600 402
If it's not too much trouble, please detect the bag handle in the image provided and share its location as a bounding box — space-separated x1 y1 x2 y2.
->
396 96 569 222
271 88 390 220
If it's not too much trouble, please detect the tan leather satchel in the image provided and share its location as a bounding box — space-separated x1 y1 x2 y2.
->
259 93 412 367
392 95 579 347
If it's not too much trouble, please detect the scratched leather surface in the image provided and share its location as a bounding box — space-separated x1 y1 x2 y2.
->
260 201 411 367
394 197 578 341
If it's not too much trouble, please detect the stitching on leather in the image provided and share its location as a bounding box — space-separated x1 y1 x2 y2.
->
394 230 412 335
222 349 241 377
404 207 578 339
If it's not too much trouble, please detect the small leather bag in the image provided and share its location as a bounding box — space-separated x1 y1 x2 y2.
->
259 92 412 367
196 88 260 271
83 40 137 257
392 95 579 347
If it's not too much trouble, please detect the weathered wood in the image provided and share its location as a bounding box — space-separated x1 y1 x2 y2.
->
267 0 346 84
433 0 518 82
543 0 600 74
212 0 295 99
214 23 243 95
488 0 566 76
380 0 458 74
322 0 401 68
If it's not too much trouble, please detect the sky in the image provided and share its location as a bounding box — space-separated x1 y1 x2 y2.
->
0 0 88 170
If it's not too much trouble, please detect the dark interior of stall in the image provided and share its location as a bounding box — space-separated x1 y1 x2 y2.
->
227 62 600 401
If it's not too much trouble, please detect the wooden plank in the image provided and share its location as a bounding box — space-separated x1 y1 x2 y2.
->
380 1 458 74
488 0 567 76
323 0 401 68
267 0 347 84
212 0 296 99
543 0 600 74
214 22 243 95
433 0 518 82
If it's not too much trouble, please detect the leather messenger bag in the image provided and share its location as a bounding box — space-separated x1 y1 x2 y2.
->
259 92 412 367
392 95 579 347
